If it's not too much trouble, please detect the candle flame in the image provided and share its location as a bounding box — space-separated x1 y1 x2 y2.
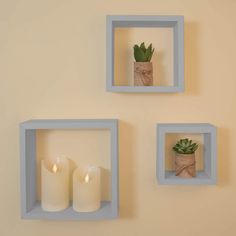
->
52 164 58 173
85 173 90 183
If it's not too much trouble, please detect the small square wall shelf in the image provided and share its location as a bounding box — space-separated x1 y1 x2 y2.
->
106 15 184 93
20 119 119 220
157 123 217 185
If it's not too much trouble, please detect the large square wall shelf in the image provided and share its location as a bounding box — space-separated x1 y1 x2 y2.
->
157 123 217 185
20 119 119 220
106 15 184 93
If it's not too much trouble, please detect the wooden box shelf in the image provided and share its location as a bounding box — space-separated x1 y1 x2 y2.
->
19 119 119 220
106 15 184 93
157 123 217 185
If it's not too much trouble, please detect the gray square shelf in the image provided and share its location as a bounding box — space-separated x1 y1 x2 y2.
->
157 123 217 185
106 15 184 93
19 119 119 220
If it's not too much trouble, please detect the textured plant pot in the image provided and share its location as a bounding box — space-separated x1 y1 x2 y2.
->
134 62 153 86
175 154 196 178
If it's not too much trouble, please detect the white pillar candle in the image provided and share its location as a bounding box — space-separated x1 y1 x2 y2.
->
73 166 101 212
41 157 69 211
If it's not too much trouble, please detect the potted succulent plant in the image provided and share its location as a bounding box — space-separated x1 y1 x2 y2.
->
133 42 155 86
172 138 198 178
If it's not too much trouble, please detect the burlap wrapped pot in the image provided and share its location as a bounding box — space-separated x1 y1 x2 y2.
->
134 62 153 86
175 153 196 178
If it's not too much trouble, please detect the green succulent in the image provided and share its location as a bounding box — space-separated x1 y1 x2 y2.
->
133 42 155 62
172 138 198 154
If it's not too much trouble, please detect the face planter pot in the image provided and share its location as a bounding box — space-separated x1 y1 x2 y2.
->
134 62 153 86
175 153 196 178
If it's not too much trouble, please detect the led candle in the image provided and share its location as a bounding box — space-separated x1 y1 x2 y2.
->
73 166 101 212
41 157 69 211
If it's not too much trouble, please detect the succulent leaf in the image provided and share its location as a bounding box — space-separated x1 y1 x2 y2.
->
140 42 146 53
133 45 146 62
133 42 155 62
172 138 198 154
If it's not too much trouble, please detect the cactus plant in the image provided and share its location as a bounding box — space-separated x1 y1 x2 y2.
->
133 42 155 62
172 138 198 154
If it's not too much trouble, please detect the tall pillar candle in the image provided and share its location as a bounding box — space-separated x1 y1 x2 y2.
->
41 157 69 211
73 166 101 212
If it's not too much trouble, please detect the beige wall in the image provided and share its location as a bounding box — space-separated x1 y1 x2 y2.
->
1 0 236 235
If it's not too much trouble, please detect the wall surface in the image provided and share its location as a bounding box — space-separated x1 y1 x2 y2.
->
1 0 236 235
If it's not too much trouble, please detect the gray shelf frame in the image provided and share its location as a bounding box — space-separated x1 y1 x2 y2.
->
106 15 184 93
19 119 119 220
157 123 217 185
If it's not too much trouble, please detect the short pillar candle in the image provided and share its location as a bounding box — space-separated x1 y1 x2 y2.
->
41 157 69 211
73 166 101 212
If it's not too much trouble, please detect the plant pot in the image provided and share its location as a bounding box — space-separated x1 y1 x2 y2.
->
134 62 153 86
175 153 196 178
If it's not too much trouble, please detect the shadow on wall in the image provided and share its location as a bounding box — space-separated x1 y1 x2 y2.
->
68 159 77 199
100 167 111 201
119 120 136 219
185 22 200 95
217 127 230 187
154 50 165 86
114 28 130 86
